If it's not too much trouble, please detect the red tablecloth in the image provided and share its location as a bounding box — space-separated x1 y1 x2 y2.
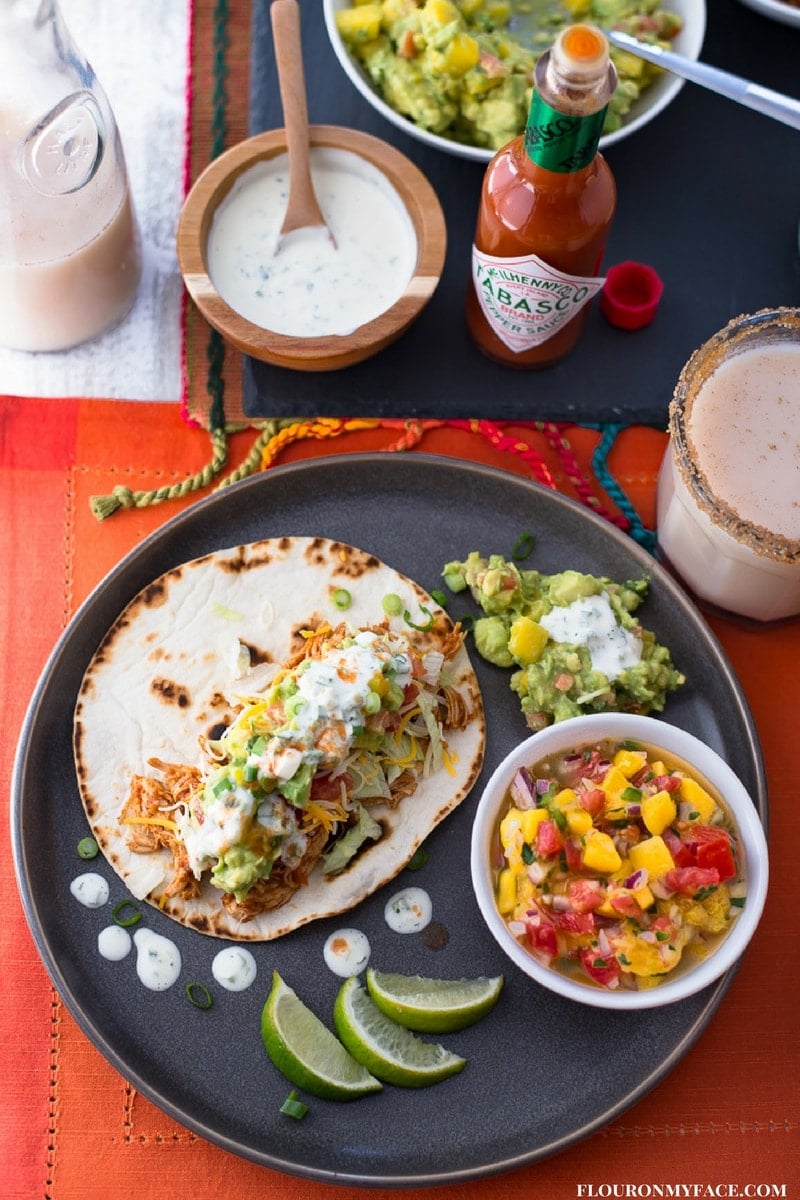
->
2 399 798 1200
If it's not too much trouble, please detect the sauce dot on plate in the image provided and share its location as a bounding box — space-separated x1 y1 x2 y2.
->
132 928 181 992
211 946 258 992
70 872 109 909
384 887 433 934
98 925 132 961
323 928 371 977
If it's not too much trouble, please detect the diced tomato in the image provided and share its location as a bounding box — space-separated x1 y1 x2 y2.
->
578 785 605 816
524 915 557 963
609 892 644 918
535 818 564 858
567 878 605 912
653 773 682 792
662 827 695 867
563 837 584 873
308 772 351 804
579 946 621 989
549 909 595 935
402 681 420 704
663 866 720 896
686 826 737 882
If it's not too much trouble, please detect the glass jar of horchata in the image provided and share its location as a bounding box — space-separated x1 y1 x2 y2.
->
656 307 800 623
0 0 141 352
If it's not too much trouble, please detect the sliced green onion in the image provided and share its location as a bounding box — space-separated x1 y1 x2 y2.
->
622 787 642 804
112 900 141 928
244 764 259 782
332 588 352 610
429 589 448 608
77 836 99 860
511 532 534 561
212 775 235 797
280 1090 309 1119
403 606 434 632
457 614 475 632
406 846 429 871
185 981 213 1010
382 592 403 616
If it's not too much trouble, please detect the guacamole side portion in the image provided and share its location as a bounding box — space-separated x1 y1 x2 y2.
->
442 552 685 729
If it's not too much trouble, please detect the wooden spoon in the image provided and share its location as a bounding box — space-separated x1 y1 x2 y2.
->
270 0 334 247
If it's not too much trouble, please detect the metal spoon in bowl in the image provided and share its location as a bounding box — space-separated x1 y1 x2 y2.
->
270 0 335 249
607 29 800 133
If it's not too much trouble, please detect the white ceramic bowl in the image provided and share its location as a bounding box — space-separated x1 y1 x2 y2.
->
324 0 706 162
735 0 800 29
470 713 768 1009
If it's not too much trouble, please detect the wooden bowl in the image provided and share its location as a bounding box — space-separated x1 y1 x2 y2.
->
177 126 446 371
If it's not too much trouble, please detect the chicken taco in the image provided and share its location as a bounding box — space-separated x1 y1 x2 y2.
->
73 537 485 940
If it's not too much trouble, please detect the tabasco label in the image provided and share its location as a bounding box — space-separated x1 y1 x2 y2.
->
471 247 605 353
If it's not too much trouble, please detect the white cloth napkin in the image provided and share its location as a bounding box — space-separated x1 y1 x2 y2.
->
0 1 190 401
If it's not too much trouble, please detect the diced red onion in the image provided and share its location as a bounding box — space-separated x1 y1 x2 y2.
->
597 929 613 957
535 776 552 795
625 868 648 890
638 930 657 944
510 767 537 809
627 803 642 817
551 895 571 912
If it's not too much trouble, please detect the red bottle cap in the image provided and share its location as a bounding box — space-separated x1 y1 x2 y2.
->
601 261 664 331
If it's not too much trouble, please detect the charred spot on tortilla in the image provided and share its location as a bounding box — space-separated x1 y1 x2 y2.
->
239 640 273 666
140 578 170 607
150 677 191 708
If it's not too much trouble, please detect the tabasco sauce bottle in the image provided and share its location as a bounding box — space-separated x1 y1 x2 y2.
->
466 24 618 368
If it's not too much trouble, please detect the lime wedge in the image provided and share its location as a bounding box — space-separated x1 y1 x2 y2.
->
261 972 382 1101
333 976 467 1088
366 968 504 1033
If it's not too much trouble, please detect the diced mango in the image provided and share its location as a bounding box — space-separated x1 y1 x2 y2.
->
496 867 517 914
610 49 646 80
678 775 718 823
335 4 384 42
566 808 593 836
423 0 459 26
508 615 549 665
641 789 677 836
613 748 647 778
520 807 548 843
486 1 510 21
552 787 577 809
628 835 676 879
650 760 667 777
633 883 655 911
600 764 629 818
438 31 480 75
499 805 548 866
582 831 622 874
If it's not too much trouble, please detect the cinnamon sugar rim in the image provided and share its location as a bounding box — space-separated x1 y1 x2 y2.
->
669 307 800 565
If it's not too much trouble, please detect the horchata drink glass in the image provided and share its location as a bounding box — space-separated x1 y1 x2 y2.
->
656 307 800 623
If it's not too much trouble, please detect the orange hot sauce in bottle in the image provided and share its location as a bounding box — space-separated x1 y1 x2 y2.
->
466 24 618 368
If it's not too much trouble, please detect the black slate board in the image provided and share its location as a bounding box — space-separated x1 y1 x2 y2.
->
243 0 800 424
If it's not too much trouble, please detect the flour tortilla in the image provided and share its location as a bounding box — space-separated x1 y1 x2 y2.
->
73 537 485 940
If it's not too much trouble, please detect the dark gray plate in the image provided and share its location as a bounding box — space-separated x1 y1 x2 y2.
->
12 455 766 1187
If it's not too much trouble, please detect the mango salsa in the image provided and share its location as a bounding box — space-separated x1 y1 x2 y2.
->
492 737 746 993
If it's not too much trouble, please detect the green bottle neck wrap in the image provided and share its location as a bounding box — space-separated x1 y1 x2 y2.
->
524 94 607 173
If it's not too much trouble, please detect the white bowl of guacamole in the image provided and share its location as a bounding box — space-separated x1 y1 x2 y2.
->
325 0 706 162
